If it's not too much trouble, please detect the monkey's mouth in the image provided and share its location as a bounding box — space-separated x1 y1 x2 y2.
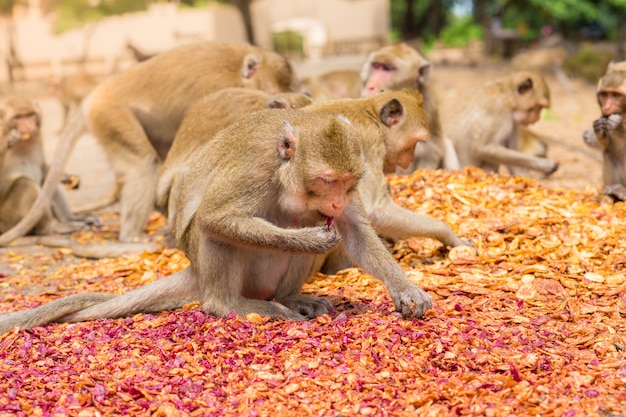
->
326 216 334 231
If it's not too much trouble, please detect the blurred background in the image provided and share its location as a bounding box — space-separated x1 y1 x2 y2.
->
0 0 623 85
0 0 622 203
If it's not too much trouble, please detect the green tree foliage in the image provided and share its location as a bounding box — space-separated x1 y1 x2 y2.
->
392 0 626 45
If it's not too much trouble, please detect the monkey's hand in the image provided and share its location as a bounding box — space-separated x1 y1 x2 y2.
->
593 114 622 136
387 280 432 319
6 129 23 148
302 225 341 253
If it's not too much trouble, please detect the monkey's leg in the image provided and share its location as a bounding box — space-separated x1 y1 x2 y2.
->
89 108 159 242
194 240 307 321
59 267 199 322
274 254 333 319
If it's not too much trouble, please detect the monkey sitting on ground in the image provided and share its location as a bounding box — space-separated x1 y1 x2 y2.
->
582 69 626 201
303 89 471 273
448 71 559 175
0 97 93 236
0 41 301 247
0 109 433 334
160 88 468 268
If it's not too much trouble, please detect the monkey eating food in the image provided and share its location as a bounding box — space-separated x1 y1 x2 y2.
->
0 109 432 334
583 69 626 201
0 97 92 237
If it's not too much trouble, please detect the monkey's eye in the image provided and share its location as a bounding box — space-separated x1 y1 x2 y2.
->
372 62 395 72
15 112 36 120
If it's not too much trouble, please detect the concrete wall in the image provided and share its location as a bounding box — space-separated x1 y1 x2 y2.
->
0 0 390 83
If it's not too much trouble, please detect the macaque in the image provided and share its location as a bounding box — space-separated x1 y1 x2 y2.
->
158 87 313 226
0 41 301 246
301 70 362 100
360 43 453 172
582 69 626 200
0 109 433 334
0 97 91 236
303 89 470 273
449 71 559 175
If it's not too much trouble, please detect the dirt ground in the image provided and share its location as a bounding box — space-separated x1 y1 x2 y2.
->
0 50 604 272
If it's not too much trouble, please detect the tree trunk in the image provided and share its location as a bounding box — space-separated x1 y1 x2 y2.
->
232 0 255 45
401 0 418 40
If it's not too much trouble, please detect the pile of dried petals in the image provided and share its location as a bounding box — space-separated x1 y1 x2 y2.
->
0 167 624 416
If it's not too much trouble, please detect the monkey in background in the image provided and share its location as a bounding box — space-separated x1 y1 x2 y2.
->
0 109 433 334
302 43 456 172
0 41 301 247
448 71 559 176
0 97 93 236
583 69 626 201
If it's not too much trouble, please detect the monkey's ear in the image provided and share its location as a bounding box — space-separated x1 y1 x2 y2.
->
518 78 534 95
418 62 432 82
277 121 298 160
242 54 261 79
268 99 287 109
379 98 404 127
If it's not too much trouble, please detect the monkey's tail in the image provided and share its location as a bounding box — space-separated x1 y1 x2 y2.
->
0 293 116 335
35 236 162 259
0 108 87 246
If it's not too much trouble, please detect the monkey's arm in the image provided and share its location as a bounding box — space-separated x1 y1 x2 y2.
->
197 210 340 254
472 143 558 174
336 198 432 319
359 174 468 247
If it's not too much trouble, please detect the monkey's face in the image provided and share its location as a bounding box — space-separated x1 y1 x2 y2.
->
514 104 545 126
4 110 40 141
290 173 359 222
597 89 626 116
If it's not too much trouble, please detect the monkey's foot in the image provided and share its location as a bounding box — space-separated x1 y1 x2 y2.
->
275 295 333 319
603 184 626 202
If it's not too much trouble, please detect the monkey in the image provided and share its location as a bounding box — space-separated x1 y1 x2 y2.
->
359 42 454 172
605 60 626 73
582 69 626 201
301 69 362 100
0 109 433 334
448 71 559 175
157 87 313 227
301 89 470 273
0 41 301 247
0 97 93 236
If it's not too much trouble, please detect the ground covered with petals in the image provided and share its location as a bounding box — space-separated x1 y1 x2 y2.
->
0 168 624 417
